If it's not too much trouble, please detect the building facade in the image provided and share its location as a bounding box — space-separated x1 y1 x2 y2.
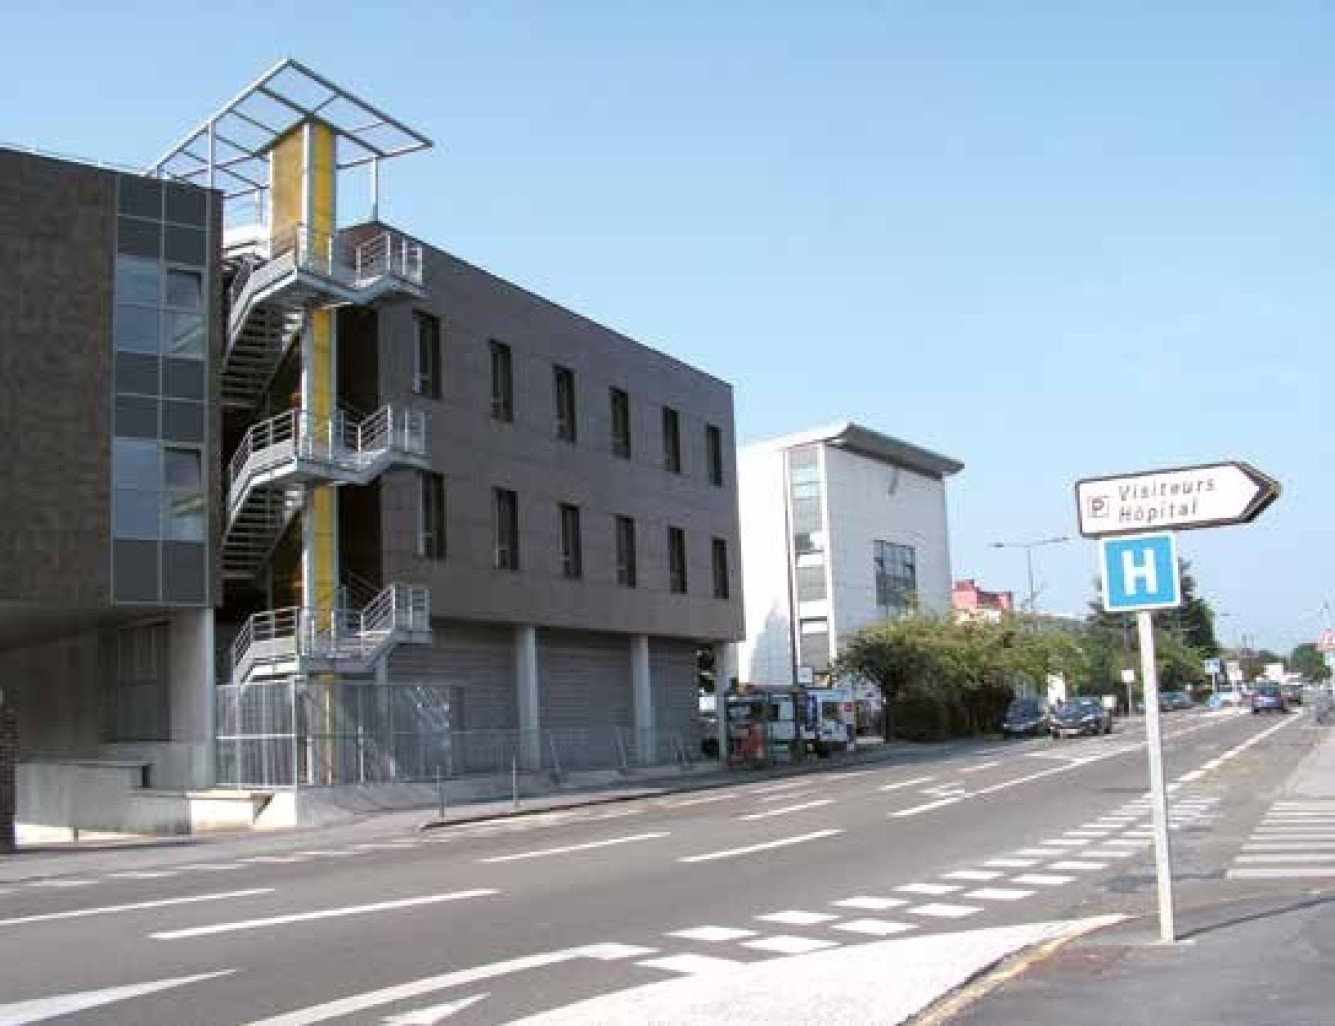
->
736 423 961 687
0 61 742 817
952 579 1015 623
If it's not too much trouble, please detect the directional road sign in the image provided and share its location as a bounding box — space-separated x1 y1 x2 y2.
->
1100 532 1181 613
1075 461 1279 539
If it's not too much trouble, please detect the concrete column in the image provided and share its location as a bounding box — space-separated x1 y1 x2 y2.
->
712 641 735 767
515 625 541 770
631 635 654 766
168 609 216 789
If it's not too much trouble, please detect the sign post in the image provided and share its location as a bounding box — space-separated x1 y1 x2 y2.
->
1078 459 1278 945
1100 531 1181 943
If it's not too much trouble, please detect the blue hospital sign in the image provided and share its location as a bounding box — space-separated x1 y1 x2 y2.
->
1100 533 1181 613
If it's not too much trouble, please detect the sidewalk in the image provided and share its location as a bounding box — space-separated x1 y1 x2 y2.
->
941 722 1335 1026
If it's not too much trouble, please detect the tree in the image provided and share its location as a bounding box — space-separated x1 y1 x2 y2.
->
835 616 947 741
1290 644 1331 682
1087 560 1218 655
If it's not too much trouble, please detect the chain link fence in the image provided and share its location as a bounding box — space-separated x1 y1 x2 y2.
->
215 679 697 788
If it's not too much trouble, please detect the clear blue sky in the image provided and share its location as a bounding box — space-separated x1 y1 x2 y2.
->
6 2 1329 653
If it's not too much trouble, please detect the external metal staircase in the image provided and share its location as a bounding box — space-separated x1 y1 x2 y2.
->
232 583 432 684
222 404 429 581
223 224 425 409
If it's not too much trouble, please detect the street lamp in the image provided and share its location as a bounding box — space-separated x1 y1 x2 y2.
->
991 536 1070 615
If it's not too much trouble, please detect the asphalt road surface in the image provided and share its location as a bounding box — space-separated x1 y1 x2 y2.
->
0 707 1322 1025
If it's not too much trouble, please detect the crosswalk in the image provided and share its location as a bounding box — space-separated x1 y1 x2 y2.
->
1228 799 1335 880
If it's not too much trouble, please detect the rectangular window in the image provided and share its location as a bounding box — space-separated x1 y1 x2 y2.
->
559 503 582 580
662 407 682 473
610 388 632 459
115 304 160 354
490 340 514 422
164 268 203 310
164 311 205 358
667 526 688 594
116 255 160 305
799 617 831 672
615 515 637 587
494 487 520 570
796 563 827 603
874 540 918 613
413 311 442 398
554 365 578 443
418 472 447 560
706 423 725 486
712 538 731 600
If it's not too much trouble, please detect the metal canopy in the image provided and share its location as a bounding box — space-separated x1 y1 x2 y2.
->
150 58 432 199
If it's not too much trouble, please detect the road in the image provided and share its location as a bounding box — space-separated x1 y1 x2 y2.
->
0 707 1324 1025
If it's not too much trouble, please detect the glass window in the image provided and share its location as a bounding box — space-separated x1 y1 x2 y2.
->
706 424 724 486
796 563 827 603
494 488 520 570
413 311 442 398
668 526 687 594
114 488 160 539
113 539 159 603
662 407 682 473
116 256 160 305
559 503 582 579
115 395 158 438
163 357 205 400
117 217 161 258
610 388 631 459
164 269 203 310
615 515 637 587
164 225 206 266
115 353 159 396
163 447 201 489
164 312 205 358
115 304 160 354
490 341 514 422
163 183 207 226
554 365 577 443
163 491 206 541
114 438 160 490
118 177 161 219
799 618 831 672
874 540 918 613
418 471 447 560
712 537 730 600
162 399 204 444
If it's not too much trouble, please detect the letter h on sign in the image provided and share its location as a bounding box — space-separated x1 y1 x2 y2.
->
1100 533 1181 613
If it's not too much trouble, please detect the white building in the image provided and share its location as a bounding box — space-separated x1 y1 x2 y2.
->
737 422 962 686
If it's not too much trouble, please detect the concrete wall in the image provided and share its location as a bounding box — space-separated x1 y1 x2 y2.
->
0 630 106 757
365 234 744 643
737 445 796 685
823 445 954 642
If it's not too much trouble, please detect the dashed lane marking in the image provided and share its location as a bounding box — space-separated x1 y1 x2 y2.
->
831 896 908 911
679 829 843 864
1048 860 1107 871
1012 874 1075 886
741 935 839 955
0 888 274 929
877 775 936 792
739 799 834 822
756 910 840 926
480 833 668 864
895 883 960 896
904 903 982 919
984 858 1039 869
832 918 917 937
943 870 1003 882
964 888 1035 901
637 953 745 975
668 926 758 943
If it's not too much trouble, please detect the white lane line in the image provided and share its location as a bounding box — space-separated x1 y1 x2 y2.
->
0 970 237 1025
904 903 981 919
756 910 840 926
895 883 960 896
751 780 820 795
965 887 1036 901
1014 848 1067 857
1229 867 1335 879
984 858 1039 869
1063 830 1110 838
890 797 963 818
679 829 843 863
759 788 818 803
740 799 834 821
668 792 739 808
28 879 98 889
1105 839 1149 847
1049 860 1107 871
1041 839 1089 848
637 953 744 975
878 776 936 792
0 889 274 928
150 889 498 940
590 809 643 820
831 896 907 911
1242 843 1335 852
960 761 1001 774
181 863 246 872
107 871 179 880
741 935 838 955
668 926 758 942
480 833 668 863
241 855 310 865
1177 770 1206 783
1083 849 1138 859
1235 854 1335 864
825 770 874 781
297 850 359 858
832 918 917 937
1012 874 1075 886
943 870 1003 882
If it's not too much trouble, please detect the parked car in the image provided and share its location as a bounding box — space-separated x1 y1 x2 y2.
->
1159 691 1193 712
1001 697 1050 739
1281 684 1304 706
1050 697 1114 738
1251 684 1289 715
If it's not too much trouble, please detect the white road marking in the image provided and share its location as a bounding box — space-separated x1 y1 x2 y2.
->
679 829 843 863
943 870 1003 882
381 992 489 1024
965 888 1035 901
1235 854 1335 864
984 858 1039 869
298 850 360 858
242 855 311 865
240 943 655 1026
1012 874 1075 886
589 809 643 820
637 953 744 975
180 863 245 872
106 871 179 880
28 879 97 889
1242 843 1335 852
1014 848 1066 857
832 918 917 937
0 889 273 929
740 799 834 821
1041 839 1089 848
1082 848 1138 859
904 903 981 918
741 935 838 955
960 761 1001 774
1048 860 1107 871
480 833 668 863
1062 830 1110 838
758 788 817 803
668 926 758 943
751 780 820 795
895 883 960 896
831 896 907 911
756 910 839 926
1177 770 1205 783
877 775 936 792
890 797 963 818
0 970 234 1025
667 792 738 808
1228 867 1335 879
150 889 497 940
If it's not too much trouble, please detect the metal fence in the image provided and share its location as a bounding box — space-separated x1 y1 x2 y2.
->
215 679 699 788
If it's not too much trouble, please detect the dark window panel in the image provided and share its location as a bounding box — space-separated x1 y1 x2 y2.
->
113 488 159 540
117 217 161 258
162 542 207 604
115 255 159 305
559 503 582 579
165 268 203 310
706 423 725 486
611 388 631 459
162 400 204 444
164 312 205 358
113 438 160 490
413 311 442 398
115 353 160 396
118 177 161 219
163 357 205 400
712 538 731 600
494 488 520 570
490 341 514 422
164 225 207 266
668 526 687 594
615 515 637 588
554 365 577 443
113 540 159 603
115 395 159 438
418 471 447 560
662 407 682 473
164 184 208 226
114 304 160 354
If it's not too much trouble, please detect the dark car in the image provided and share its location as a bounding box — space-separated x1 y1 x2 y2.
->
1252 684 1288 715
1050 697 1113 738
1159 691 1193 712
1001 697 1049 739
